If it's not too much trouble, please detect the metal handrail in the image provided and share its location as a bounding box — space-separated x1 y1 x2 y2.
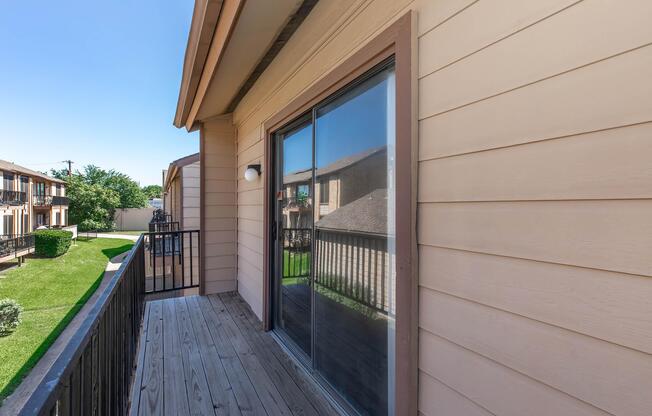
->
18 237 146 415
0 190 27 205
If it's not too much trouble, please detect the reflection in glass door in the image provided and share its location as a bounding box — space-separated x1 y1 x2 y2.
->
274 118 313 358
273 61 396 415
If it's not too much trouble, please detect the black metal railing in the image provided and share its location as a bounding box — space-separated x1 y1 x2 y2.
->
52 195 69 206
148 221 179 233
18 237 146 416
314 228 390 314
32 192 52 207
0 190 27 205
33 194 69 207
282 228 312 279
149 208 171 224
284 196 311 209
144 229 199 293
0 234 35 258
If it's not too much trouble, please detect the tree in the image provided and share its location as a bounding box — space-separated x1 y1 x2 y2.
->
142 185 162 199
104 173 148 208
50 165 148 231
65 174 120 231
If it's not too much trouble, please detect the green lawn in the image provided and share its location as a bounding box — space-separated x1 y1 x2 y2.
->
104 230 146 236
0 238 134 401
282 250 310 278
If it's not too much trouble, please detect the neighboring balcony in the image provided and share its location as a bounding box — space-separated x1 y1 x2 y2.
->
0 190 27 206
33 194 69 207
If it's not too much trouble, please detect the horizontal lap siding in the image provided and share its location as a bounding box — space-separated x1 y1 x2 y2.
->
416 1 652 415
202 118 237 294
182 162 200 229
232 0 415 319
221 0 652 413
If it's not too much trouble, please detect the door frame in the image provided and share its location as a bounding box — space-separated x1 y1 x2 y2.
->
263 11 417 415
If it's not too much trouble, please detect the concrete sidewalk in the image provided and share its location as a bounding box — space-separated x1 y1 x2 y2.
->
96 233 141 241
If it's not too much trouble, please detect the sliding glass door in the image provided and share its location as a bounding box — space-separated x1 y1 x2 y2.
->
273 61 396 415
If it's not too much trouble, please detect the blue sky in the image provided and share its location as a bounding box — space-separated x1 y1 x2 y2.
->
283 68 393 175
0 0 198 186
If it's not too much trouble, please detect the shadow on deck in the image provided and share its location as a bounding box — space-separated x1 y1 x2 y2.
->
129 292 339 416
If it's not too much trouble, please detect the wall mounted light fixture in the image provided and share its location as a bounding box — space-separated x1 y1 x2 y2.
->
244 164 261 182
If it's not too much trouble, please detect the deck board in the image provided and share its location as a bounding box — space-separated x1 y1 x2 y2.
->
129 293 338 416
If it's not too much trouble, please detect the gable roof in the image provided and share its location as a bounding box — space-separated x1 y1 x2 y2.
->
164 153 200 190
0 160 66 184
283 146 386 184
315 188 387 235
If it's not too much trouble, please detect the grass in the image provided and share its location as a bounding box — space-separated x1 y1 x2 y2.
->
0 238 134 401
103 230 146 236
281 250 384 319
282 250 310 278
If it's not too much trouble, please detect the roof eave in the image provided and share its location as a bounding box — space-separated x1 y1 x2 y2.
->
174 0 225 129
174 0 244 130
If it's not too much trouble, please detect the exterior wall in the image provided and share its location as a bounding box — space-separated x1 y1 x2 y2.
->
164 172 183 226
214 0 652 415
201 117 237 294
113 208 155 231
181 162 200 229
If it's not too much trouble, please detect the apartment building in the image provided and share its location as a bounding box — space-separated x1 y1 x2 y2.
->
0 160 69 236
162 153 200 230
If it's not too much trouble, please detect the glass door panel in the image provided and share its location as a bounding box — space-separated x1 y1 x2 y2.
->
314 64 396 415
275 119 313 357
272 62 396 416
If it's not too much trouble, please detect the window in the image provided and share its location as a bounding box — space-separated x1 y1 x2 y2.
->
3 215 14 236
23 213 29 234
55 212 61 226
20 176 28 193
3 172 14 191
55 184 62 197
34 182 46 196
319 179 329 204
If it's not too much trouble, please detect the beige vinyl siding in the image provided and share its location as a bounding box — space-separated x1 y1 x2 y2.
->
414 1 652 415
202 117 237 294
205 0 652 414
181 162 200 229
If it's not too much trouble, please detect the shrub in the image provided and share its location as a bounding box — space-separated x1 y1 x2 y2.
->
0 299 23 335
34 230 73 258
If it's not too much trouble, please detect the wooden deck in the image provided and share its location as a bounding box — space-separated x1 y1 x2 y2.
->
129 292 339 416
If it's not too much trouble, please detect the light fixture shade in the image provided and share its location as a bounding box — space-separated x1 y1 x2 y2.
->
244 164 261 182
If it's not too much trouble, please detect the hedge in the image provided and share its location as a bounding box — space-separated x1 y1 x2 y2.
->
34 230 73 258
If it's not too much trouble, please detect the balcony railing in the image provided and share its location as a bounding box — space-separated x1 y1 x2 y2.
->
18 228 200 415
0 234 35 258
18 238 146 416
148 221 179 233
0 190 27 206
33 194 69 207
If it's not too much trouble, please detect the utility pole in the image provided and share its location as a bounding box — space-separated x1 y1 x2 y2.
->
62 160 74 177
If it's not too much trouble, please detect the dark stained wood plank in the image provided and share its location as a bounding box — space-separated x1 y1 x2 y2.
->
185 296 242 416
207 295 293 416
162 298 191 415
129 302 150 416
223 293 339 416
138 301 164 416
195 295 268 416
219 293 323 416
175 297 219 415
